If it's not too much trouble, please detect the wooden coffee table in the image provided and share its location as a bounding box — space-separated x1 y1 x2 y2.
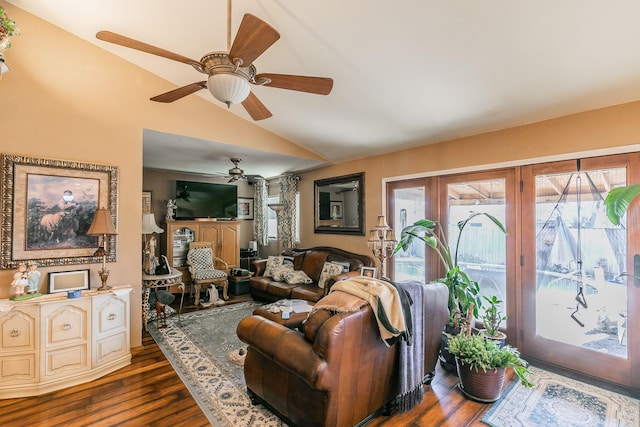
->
253 299 315 328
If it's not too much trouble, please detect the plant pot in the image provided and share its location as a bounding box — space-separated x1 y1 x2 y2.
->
455 358 506 403
439 324 462 373
480 330 507 348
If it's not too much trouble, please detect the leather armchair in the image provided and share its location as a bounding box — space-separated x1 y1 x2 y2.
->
237 282 449 427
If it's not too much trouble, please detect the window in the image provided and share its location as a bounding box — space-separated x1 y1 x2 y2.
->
267 196 279 240
266 193 301 242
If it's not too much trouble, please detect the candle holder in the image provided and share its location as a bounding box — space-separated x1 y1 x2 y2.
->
366 215 397 279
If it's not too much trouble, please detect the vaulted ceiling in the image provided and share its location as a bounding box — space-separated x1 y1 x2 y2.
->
9 1 640 178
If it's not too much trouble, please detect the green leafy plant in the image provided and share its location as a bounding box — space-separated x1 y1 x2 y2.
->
446 333 532 387
480 295 507 337
0 7 19 49
393 212 507 324
603 184 640 288
604 184 640 226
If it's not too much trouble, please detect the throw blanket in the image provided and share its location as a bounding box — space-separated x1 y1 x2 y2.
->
331 277 412 345
395 281 426 413
330 278 425 413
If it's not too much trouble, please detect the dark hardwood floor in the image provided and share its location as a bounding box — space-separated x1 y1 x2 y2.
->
0 294 514 427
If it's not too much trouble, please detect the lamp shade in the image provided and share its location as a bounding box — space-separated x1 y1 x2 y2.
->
87 209 117 236
376 215 389 229
141 213 164 234
208 73 250 106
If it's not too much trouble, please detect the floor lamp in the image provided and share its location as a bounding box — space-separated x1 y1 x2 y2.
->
87 208 118 291
367 214 397 279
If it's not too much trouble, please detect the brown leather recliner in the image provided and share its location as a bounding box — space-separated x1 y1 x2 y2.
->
236 282 449 427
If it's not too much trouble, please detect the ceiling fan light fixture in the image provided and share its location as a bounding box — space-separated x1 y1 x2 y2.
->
207 72 250 107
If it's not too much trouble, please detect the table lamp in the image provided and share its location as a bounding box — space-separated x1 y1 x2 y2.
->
142 213 164 274
87 208 118 291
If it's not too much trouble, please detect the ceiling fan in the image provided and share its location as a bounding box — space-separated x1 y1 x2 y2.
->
224 158 263 183
95 0 333 120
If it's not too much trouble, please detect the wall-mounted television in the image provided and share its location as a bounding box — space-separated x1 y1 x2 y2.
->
175 180 238 220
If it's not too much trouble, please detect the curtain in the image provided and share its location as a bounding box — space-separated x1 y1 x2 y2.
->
253 180 269 246
279 175 299 250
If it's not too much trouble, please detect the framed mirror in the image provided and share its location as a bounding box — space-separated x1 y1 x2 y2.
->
314 173 364 235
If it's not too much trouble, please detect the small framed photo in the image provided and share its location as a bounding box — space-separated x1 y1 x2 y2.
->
329 201 343 219
237 197 254 220
48 269 90 294
142 191 152 214
360 266 377 278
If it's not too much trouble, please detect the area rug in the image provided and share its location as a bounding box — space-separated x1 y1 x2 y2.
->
147 301 288 427
482 366 640 427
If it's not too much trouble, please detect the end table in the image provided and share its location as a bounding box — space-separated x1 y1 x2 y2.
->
142 267 185 331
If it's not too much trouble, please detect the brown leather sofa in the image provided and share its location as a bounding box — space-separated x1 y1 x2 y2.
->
249 246 375 303
237 282 449 427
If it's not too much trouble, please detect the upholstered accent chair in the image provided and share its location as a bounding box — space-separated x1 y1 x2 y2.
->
186 241 229 305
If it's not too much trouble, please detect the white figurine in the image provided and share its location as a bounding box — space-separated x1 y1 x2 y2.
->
10 263 29 298
166 199 176 222
26 261 41 293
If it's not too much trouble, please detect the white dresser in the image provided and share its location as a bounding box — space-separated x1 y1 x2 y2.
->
0 286 131 398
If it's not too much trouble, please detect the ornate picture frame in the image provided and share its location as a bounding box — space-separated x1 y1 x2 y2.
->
1 154 118 268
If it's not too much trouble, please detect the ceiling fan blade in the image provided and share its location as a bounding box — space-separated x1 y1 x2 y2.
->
256 73 333 95
96 31 202 68
241 91 273 121
229 14 280 66
150 82 207 103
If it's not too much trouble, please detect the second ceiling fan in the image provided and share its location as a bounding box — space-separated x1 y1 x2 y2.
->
96 1 333 121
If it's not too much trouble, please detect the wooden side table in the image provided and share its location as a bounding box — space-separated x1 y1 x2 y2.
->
142 267 185 331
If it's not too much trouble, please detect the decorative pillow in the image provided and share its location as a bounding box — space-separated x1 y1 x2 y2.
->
264 256 286 278
271 264 295 281
318 262 345 289
284 269 313 285
331 261 351 273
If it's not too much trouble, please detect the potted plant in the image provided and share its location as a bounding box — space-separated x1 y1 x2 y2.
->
446 332 532 402
0 6 19 51
394 212 507 370
479 295 508 347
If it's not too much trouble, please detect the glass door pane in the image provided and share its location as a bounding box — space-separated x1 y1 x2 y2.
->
521 154 637 388
391 186 426 282
534 167 628 359
172 227 195 267
447 179 507 326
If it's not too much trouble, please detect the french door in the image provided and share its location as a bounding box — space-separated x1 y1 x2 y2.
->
521 154 640 388
388 154 640 390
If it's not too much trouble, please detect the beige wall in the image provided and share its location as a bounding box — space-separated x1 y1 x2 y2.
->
298 101 640 260
0 4 319 348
